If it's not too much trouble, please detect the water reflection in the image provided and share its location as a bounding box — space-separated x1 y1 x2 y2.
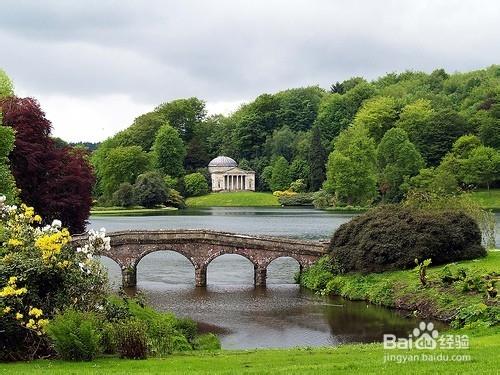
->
99 251 445 349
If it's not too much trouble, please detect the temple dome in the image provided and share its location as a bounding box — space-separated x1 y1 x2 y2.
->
208 156 238 168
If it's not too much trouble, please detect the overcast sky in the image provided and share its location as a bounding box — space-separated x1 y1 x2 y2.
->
2 0 499 142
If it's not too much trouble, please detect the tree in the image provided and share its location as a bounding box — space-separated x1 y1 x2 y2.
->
308 125 326 191
155 97 206 142
265 126 296 161
1 97 95 233
101 146 151 197
275 86 324 132
376 128 424 202
184 136 210 171
0 69 14 98
152 124 186 177
461 146 500 190
112 182 135 207
235 94 280 160
474 111 500 149
398 103 470 166
0 124 17 202
183 172 209 197
289 158 310 182
133 171 167 208
315 82 376 147
114 111 167 152
270 156 291 191
324 124 378 206
353 96 399 142
407 167 458 195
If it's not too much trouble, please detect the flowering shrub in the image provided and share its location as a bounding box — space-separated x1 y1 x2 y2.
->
0 194 110 360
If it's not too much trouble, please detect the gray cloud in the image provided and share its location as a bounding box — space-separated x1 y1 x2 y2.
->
1 0 499 141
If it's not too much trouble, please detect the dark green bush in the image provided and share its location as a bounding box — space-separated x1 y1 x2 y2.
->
100 322 117 354
115 319 149 359
174 317 198 342
112 182 135 207
329 205 486 273
165 188 186 209
278 192 315 206
192 333 221 350
133 171 167 208
47 310 102 361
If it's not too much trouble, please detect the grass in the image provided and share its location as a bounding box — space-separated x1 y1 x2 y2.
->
301 251 500 325
2 329 499 374
186 192 280 207
470 189 500 211
90 206 177 216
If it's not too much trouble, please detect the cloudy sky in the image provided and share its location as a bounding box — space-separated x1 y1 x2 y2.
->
2 0 499 142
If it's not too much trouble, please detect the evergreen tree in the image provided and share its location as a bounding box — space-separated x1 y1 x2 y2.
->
152 124 186 177
308 125 326 191
270 156 291 191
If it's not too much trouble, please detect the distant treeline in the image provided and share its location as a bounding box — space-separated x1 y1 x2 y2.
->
91 65 500 206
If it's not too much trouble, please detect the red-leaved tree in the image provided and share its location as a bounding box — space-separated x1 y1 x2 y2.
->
0 97 95 233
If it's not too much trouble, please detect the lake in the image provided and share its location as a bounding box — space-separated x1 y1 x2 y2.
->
88 207 498 349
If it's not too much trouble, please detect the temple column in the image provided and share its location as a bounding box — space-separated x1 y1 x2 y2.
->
243 175 246 190
254 265 267 287
122 266 137 288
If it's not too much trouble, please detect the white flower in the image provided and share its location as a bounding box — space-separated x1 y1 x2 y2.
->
0 195 6 204
51 219 62 228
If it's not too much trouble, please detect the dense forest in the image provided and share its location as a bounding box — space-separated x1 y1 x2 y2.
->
91 65 500 207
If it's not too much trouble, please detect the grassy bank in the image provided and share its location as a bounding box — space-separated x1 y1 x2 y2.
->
470 189 500 211
186 192 279 207
90 206 177 216
301 251 500 326
2 328 498 374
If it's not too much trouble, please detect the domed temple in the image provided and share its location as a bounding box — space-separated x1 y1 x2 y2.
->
208 156 255 192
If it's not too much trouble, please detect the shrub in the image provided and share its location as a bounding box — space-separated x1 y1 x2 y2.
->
112 182 135 207
312 190 334 209
47 310 102 361
174 317 197 342
133 171 167 208
0 198 109 360
329 205 486 273
165 188 186 208
192 333 221 350
100 322 117 354
183 173 209 197
289 179 306 193
115 318 149 359
299 256 334 291
278 192 314 206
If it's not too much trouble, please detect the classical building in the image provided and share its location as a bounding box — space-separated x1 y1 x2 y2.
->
208 156 255 192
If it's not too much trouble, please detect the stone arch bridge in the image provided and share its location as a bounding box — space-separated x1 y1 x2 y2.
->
73 230 328 287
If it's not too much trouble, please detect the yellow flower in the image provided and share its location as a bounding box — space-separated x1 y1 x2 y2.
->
7 239 23 247
15 312 23 320
8 276 17 285
3 306 11 313
28 307 43 318
26 319 37 329
34 215 42 223
35 229 71 262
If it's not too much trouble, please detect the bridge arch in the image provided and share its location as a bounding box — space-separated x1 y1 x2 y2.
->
206 253 256 286
266 256 302 284
133 247 197 269
136 249 196 285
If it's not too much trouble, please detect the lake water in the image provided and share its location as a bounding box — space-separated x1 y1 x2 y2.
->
88 207 498 349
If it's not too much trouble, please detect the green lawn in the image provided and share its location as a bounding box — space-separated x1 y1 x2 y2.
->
470 189 500 211
186 192 279 207
301 251 500 325
2 329 498 374
90 206 177 216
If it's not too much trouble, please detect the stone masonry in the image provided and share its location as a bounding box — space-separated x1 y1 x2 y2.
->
72 230 328 288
